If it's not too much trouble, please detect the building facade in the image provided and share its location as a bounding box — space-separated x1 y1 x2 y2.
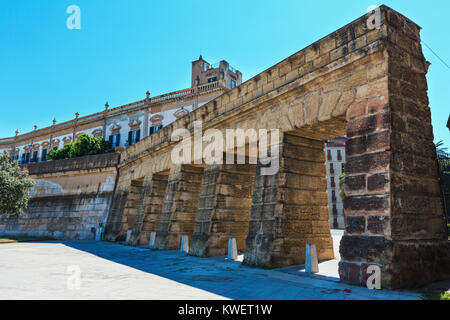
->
191 56 242 89
0 57 241 164
325 138 346 229
0 6 449 289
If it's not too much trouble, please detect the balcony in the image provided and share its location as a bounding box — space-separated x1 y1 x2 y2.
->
150 80 226 104
206 62 238 73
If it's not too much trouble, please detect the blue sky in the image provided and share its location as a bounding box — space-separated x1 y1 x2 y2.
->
0 0 449 148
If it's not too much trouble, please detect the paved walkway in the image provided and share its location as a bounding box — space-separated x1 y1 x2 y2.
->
0 240 420 300
278 229 343 279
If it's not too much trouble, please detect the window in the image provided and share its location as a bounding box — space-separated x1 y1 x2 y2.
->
128 130 140 146
231 79 236 89
332 205 338 215
41 149 48 162
332 190 336 201
341 163 345 173
207 77 217 83
337 150 342 161
22 152 30 164
109 134 121 148
149 125 163 136
329 163 334 174
203 63 208 72
331 176 335 188
327 150 332 161
31 151 38 163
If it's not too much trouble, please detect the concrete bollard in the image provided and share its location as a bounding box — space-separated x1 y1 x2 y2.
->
149 232 156 249
95 228 102 241
126 230 132 244
305 243 319 274
227 238 238 260
180 235 189 253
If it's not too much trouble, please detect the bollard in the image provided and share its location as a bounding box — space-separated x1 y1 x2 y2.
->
126 230 132 244
149 232 156 249
305 243 319 273
227 238 238 260
180 235 189 253
95 228 101 241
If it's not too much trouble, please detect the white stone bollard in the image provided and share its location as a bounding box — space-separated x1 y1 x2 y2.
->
305 243 319 274
227 238 238 260
180 235 189 253
149 232 156 249
126 230 132 244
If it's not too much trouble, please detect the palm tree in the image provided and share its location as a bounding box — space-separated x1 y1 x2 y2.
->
436 141 449 159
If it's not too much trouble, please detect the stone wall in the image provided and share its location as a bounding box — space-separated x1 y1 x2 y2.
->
103 6 449 289
190 163 256 257
0 153 119 240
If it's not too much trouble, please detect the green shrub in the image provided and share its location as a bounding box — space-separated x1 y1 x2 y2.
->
0 152 35 216
47 134 112 161
441 290 450 300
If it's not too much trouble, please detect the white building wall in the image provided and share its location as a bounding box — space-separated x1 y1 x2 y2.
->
325 143 346 230
9 104 199 164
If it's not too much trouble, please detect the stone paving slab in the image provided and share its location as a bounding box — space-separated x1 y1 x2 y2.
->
0 241 420 300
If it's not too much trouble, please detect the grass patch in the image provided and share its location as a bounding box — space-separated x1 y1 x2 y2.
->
0 236 52 244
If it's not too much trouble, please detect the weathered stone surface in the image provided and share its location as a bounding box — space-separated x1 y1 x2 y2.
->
190 164 256 257
0 153 119 240
100 6 449 289
244 134 334 268
154 165 204 250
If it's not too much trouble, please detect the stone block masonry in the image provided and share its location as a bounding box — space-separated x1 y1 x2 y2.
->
0 153 119 240
153 165 204 250
244 134 334 268
130 172 170 245
338 8 450 289
102 6 450 289
190 163 256 257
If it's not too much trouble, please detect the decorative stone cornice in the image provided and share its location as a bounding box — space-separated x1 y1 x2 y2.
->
92 129 103 137
62 136 73 145
41 141 50 149
110 123 122 135
51 139 60 147
128 119 142 131
173 108 188 120
150 114 164 126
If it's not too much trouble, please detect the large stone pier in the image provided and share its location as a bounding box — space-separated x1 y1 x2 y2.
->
104 6 450 289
